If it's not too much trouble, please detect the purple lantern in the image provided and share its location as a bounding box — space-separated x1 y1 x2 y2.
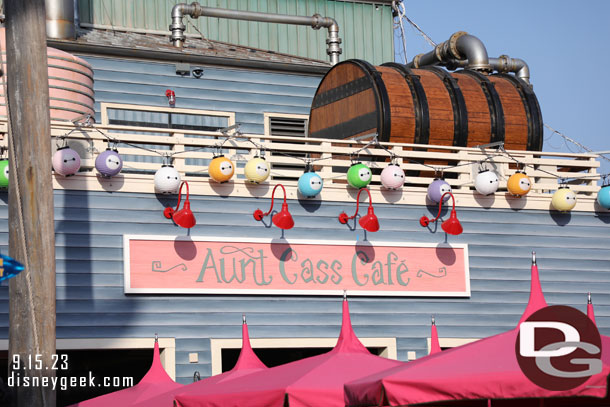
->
52 146 81 176
427 179 452 203
95 148 123 177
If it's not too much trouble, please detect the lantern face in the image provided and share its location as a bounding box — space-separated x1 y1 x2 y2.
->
551 187 577 212
298 171 323 197
380 164 404 189
52 147 81 176
474 170 499 195
244 157 270 184
347 163 372 188
598 185 610 209
507 172 531 196
95 149 123 177
427 179 452 203
154 165 181 194
0 160 8 188
209 155 234 183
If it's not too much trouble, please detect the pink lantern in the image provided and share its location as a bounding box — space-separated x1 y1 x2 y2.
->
52 146 81 176
380 164 405 189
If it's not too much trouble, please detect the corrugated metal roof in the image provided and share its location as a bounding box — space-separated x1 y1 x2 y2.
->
65 27 331 69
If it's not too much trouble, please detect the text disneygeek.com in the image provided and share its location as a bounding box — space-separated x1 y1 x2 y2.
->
8 372 134 392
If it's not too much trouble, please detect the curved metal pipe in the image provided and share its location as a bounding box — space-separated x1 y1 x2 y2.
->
489 56 530 84
170 3 341 65
408 32 490 73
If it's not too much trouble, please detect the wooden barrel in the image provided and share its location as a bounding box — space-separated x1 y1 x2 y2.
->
308 59 543 151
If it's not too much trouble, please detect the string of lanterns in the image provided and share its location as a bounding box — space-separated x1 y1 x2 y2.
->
0 123 603 214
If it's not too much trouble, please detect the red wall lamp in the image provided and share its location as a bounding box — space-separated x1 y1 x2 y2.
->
253 184 294 230
338 188 379 232
163 181 196 228
420 191 462 235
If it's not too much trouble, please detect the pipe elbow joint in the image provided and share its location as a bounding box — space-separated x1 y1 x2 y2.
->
454 32 491 73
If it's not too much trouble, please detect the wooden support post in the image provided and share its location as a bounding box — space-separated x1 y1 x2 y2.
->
5 0 56 406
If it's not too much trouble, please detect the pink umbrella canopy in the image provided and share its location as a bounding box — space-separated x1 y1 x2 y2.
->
345 252 610 406
70 336 183 407
132 317 267 407
175 296 404 407
429 316 441 355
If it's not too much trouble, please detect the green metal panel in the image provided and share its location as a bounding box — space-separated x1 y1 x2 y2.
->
77 0 394 64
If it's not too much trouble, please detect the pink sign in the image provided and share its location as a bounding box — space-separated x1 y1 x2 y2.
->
124 236 470 297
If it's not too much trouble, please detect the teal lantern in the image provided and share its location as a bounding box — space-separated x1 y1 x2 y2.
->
598 185 610 210
347 163 372 189
0 160 8 189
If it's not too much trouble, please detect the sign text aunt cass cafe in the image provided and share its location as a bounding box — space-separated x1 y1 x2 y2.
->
124 236 470 296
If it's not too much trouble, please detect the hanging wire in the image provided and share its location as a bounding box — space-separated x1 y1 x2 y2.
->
391 1 409 64
544 123 610 164
392 0 436 56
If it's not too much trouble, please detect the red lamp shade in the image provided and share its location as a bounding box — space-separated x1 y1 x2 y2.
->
358 205 379 232
163 181 196 228
338 188 379 232
441 208 462 235
420 191 462 236
253 184 294 230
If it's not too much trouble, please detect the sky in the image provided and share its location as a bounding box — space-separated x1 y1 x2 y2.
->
393 0 610 179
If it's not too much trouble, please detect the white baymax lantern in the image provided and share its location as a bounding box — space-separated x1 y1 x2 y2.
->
244 156 270 184
52 146 81 176
474 169 499 196
380 164 405 190
154 164 181 194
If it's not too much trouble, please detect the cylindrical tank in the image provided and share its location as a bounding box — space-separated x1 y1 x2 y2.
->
0 28 94 122
308 59 542 151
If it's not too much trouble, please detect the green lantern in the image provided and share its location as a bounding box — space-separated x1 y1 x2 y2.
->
347 163 372 188
0 160 8 189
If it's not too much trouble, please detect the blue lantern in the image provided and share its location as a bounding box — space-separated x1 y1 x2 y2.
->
0 254 24 282
298 169 323 198
598 185 610 210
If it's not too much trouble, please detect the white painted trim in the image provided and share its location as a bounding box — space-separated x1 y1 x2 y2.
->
0 338 176 380
123 235 470 297
209 337 397 375
426 337 479 354
100 102 236 126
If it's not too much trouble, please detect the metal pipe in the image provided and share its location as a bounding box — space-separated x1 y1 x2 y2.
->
489 56 530 84
408 32 490 73
46 0 75 39
170 3 341 65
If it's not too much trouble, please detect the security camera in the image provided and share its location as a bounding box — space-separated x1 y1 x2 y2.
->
192 67 204 78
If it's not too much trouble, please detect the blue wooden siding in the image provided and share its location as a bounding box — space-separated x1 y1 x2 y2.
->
85 56 320 134
1 190 609 384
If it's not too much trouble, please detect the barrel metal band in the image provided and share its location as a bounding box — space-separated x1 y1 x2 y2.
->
382 62 430 146
454 70 505 145
494 73 543 151
310 111 377 140
311 76 372 109
421 67 469 147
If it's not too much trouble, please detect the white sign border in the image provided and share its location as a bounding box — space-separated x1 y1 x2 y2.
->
123 235 470 297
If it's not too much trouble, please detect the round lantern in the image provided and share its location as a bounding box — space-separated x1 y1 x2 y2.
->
208 155 234 183
244 156 270 184
380 164 404 189
52 146 81 176
0 159 8 188
598 185 610 209
154 164 181 194
427 179 452 203
474 169 499 196
95 148 123 178
347 163 372 189
298 171 323 198
507 171 532 196
551 186 577 212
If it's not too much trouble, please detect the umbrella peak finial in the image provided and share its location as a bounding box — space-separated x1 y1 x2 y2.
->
531 251 536 265
343 290 347 301
242 314 247 324
588 292 592 304
155 332 158 343
431 315 436 325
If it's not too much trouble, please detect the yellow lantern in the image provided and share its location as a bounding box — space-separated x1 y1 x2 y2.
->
208 155 234 183
244 156 270 184
507 171 531 196
551 186 577 212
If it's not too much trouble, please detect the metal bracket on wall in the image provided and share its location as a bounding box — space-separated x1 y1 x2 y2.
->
175 63 191 76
